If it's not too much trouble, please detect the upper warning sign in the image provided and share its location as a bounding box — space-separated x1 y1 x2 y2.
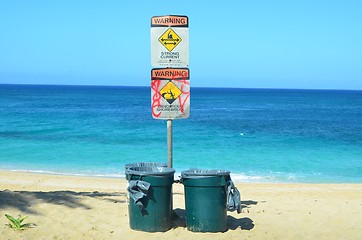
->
159 28 181 52
151 15 189 67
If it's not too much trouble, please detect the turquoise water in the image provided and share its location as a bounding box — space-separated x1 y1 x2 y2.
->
0 84 361 182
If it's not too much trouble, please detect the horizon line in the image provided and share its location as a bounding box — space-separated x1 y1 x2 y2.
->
0 82 361 92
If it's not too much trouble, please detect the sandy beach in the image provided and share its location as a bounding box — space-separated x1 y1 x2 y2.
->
1 171 362 240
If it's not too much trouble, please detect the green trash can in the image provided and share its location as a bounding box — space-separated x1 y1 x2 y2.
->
126 166 175 232
181 169 232 232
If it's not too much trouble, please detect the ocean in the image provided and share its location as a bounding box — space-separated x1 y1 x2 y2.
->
0 84 361 183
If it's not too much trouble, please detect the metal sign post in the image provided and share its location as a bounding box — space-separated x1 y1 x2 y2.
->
167 119 173 168
151 15 189 168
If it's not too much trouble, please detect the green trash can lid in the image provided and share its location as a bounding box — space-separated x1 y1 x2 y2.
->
127 166 175 176
181 169 230 178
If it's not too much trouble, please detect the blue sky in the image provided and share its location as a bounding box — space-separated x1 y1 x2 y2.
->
0 1 361 90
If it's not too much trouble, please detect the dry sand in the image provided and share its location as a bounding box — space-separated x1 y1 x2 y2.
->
1 170 362 240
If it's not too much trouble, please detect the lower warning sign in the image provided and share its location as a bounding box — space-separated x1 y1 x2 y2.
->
151 68 190 120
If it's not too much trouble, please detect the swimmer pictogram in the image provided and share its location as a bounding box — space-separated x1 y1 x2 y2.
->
158 28 182 51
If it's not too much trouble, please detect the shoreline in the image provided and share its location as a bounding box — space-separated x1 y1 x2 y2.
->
1 170 362 239
2 169 361 184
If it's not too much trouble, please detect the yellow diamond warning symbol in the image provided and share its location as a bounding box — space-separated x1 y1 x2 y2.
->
158 28 182 52
159 81 182 104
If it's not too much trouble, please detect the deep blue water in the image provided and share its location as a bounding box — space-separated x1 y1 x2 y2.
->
0 84 361 182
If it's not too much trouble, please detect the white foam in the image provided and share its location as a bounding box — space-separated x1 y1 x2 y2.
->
1 168 123 179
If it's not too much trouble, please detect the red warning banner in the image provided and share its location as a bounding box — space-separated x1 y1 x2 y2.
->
151 68 190 80
151 15 188 27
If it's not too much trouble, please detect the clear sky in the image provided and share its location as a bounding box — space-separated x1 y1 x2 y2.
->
0 0 361 90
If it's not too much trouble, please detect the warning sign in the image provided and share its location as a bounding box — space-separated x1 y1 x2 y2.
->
151 68 190 120
159 81 182 104
158 28 181 52
151 15 189 67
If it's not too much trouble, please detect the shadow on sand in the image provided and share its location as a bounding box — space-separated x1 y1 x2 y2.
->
0 189 126 214
172 199 259 231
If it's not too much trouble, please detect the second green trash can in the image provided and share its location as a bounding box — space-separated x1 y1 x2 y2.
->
126 166 175 232
181 169 240 232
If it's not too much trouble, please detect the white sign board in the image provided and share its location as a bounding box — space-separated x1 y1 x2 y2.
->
151 15 189 67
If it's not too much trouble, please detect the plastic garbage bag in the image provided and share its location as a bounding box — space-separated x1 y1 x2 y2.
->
125 162 167 171
127 180 151 209
126 166 174 176
181 169 231 178
227 180 242 213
